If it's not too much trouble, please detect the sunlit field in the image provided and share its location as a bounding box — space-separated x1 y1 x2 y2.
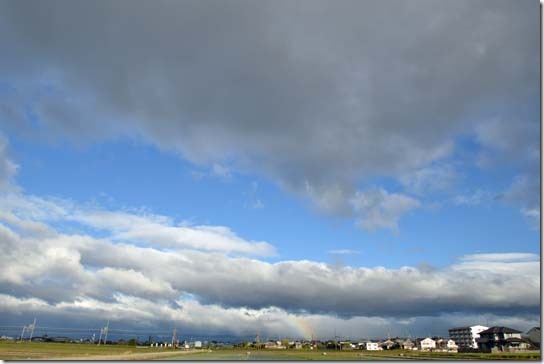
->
0 341 187 360
0 342 539 360
162 348 541 361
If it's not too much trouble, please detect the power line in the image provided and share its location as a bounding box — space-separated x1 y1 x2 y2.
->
0 325 171 333
1 323 250 341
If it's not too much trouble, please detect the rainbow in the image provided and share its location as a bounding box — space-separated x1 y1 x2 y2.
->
289 317 315 340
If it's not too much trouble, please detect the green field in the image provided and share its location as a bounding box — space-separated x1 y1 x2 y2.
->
162 348 541 361
0 342 540 360
0 341 182 360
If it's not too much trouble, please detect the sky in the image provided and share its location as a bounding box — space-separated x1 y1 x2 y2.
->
0 0 540 341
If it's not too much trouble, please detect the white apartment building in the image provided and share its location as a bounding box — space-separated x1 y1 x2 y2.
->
448 325 489 349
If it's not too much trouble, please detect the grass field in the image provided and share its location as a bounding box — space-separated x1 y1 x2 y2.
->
0 342 540 360
0 341 187 360
163 348 541 361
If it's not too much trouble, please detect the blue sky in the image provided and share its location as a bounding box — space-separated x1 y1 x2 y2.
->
9 134 538 268
0 0 539 340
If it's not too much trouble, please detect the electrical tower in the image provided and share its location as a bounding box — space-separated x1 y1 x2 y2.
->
28 318 36 342
97 321 109 345
171 328 177 347
19 318 37 342
20 325 26 342
104 321 109 345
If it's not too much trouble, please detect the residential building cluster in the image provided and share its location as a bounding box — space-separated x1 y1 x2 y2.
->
1 324 539 353
235 325 540 353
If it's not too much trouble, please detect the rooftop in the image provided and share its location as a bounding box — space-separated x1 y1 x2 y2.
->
479 327 522 335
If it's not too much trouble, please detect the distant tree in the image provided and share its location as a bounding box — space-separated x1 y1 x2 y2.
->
127 338 137 346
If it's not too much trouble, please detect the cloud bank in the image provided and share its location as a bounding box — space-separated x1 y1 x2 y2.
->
0 192 539 337
0 0 539 230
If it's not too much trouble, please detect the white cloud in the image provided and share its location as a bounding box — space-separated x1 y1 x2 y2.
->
245 181 265 210
0 192 276 257
350 188 420 231
328 249 360 255
460 253 539 263
252 199 264 209
211 163 232 179
521 207 540 229
0 134 18 191
400 164 457 195
0 195 538 322
453 189 496 206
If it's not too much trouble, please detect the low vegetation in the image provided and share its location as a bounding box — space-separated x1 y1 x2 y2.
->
0 342 540 360
0 341 180 360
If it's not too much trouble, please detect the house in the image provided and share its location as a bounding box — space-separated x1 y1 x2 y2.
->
435 338 448 351
446 340 458 352
366 342 382 351
401 339 414 350
448 325 488 349
264 341 278 349
526 327 540 349
419 338 436 351
380 339 398 350
476 326 529 352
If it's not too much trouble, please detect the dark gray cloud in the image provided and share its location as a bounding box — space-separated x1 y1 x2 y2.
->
0 0 539 228
0 293 539 340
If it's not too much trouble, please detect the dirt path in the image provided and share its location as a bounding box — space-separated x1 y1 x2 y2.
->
48 349 202 360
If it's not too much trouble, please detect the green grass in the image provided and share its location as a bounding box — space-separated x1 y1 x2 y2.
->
0 342 540 360
162 348 541 361
0 341 177 360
